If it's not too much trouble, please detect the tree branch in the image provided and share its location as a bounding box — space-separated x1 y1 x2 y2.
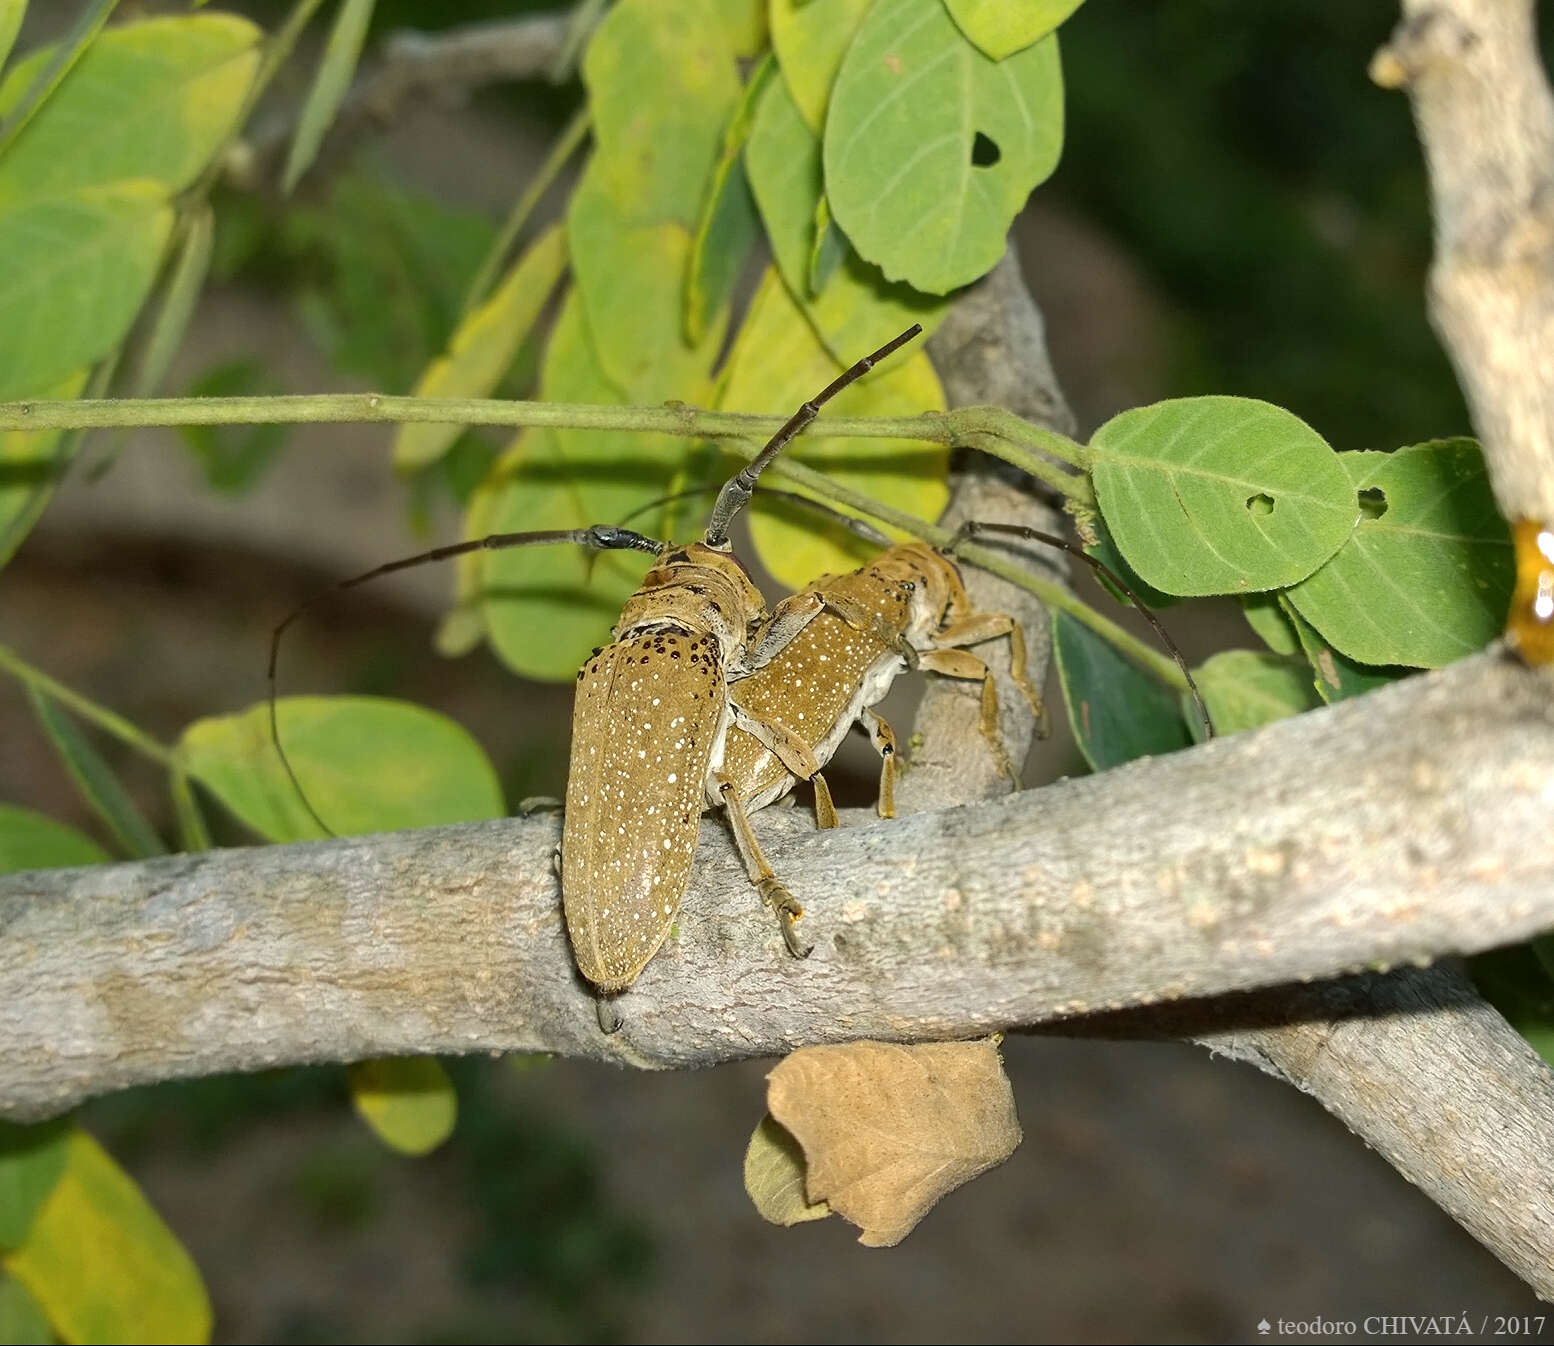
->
1374 0 1554 523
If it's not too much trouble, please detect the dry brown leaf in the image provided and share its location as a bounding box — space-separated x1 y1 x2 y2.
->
766 1038 1021 1247
743 1114 832 1227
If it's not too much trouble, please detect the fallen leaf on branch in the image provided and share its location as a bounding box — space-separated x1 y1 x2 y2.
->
764 1038 1021 1246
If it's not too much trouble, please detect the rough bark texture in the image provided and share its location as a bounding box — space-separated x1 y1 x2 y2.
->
1375 0 1554 523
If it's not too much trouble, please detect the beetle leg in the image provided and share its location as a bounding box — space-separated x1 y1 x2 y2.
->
716 774 812 959
811 772 839 830
859 707 899 817
934 610 1046 734
916 647 1019 782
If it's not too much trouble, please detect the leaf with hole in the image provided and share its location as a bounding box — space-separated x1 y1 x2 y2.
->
685 55 771 347
348 1058 458 1157
0 804 107 875
0 13 260 206
1088 396 1355 596
1284 439 1513 668
1186 650 1318 743
179 697 504 842
943 0 1086 59
0 182 171 400
26 689 166 859
823 0 1063 293
1280 598 1407 705
1052 610 1190 770
2 1129 211 1346
282 0 376 194
744 70 948 363
394 223 566 472
580 0 739 229
769 0 873 132
721 267 947 589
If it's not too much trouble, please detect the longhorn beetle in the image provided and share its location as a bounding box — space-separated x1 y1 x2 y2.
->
270 324 924 1026
697 500 1212 952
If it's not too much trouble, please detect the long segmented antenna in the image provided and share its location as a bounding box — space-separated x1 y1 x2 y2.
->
268 524 665 837
701 322 922 548
948 519 1215 740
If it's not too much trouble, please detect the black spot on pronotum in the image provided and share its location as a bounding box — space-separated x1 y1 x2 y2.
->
1245 492 1275 516
1358 486 1388 520
971 131 1000 167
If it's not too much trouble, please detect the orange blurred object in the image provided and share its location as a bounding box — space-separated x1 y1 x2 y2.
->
1506 519 1554 665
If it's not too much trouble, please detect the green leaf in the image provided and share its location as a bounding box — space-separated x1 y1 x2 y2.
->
348 1058 458 1157
0 368 88 569
0 1270 52 1345
1470 945 1554 1072
807 193 846 297
0 0 118 159
2 1129 211 1346
1241 592 1300 655
26 689 166 859
0 1121 70 1250
580 0 740 228
394 223 567 472
745 71 949 364
1284 439 1514 668
0 182 172 400
823 0 1063 293
568 166 726 401
1281 596 1409 705
744 1115 830 1227
943 0 1085 60
718 0 768 57
0 2 26 75
282 0 376 194
685 55 771 346
480 292 661 682
1089 396 1356 597
1081 516 1177 609
769 0 873 132
0 13 260 206
168 770 212 853
175 361 285 494
178 696 505 842
129 203 212 399
722 267 948 589
0 804 108 875
1187 650 1319 742
1052 610 1190 771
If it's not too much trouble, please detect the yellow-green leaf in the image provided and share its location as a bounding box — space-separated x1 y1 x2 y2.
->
943 0 1084 60
348 1058 458 1156
282 0 376 195
745 71 948 365
0 0 117 159
568 165 725 401
0 1121 70 1250
480 292 665 682
0 1269 51 1344
1187 649 1319 742
394 223 567 472
0 804 107 876
178 696 505 842
3 1129 211 1346
0 2 25 74
744 1114 831 1227
0 13 260 207
0 182 172 400
580 0 740 227
685 56 771 346
719 0 768 57
130 203 213 399
722 267 947 589
0 368 87 568
769 0 872 132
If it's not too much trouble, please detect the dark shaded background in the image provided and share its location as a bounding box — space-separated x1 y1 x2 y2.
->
3 2 1550 1341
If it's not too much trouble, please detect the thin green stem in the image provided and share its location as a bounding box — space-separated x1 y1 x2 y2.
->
0 643 176 768
959 430 1093 508
754 460 1189 693
462 107 590 315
